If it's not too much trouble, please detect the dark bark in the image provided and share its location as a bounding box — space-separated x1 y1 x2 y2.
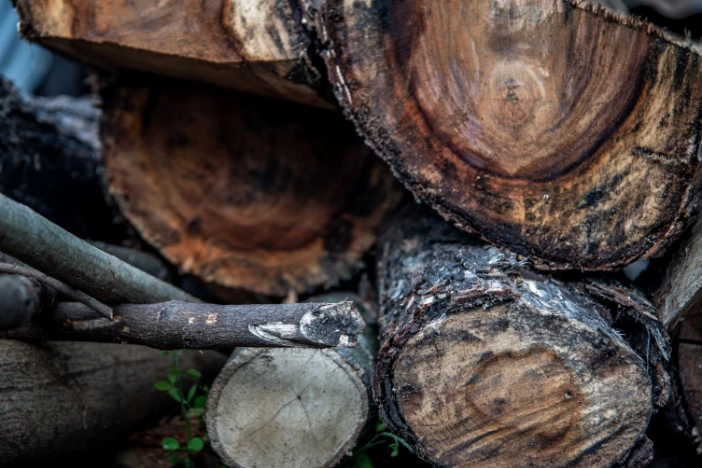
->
0 339 225 466
374 207 658 467
0 193 198 304
3 300 365 349
206 293 376 468
0 274 52 328
0 76 123 241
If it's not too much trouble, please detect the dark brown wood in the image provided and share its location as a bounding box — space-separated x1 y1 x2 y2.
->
0 339 225 465
102 81 402 298
206 294 376 468
3 300 365 349
374 208 657 467
0 76 122 241
0 192 199 305
14 0 333 107
313 0 702 271
678 314 702 452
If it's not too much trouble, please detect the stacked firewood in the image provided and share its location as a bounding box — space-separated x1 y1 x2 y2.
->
1 0 701 467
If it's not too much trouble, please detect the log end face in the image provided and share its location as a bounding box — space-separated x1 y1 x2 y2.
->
380 303 652 467
206 348 370 468
300 301 365 347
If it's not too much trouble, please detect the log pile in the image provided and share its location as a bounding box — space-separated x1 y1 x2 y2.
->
3 0 702 467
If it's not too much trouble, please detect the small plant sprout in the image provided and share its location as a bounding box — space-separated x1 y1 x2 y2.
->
343 417 413 468
154 350 210 468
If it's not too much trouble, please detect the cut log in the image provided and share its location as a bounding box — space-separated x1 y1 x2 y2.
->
0 339 225 465
0 274 52 328
313 0 702 270
678 314 702 451
0 192 199 304
4 300 365 349
374 208 655 467
654 213 702 330
13 0 333 108
0 76 122 240
206 294 376 468
102 81 401 298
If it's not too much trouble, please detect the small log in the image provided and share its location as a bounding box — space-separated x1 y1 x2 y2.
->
13 0 333 107
102 81 401 298
88 241 173 283
206 294 376 468
0 76 121 240
0 339 225 465
312 0 702 271
0 192 199 304
374 208 655 467
4 300 364 349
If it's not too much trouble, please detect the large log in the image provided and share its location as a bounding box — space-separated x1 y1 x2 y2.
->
102 81 401 298
311 0 702 271
13 0 333 108
0 339 225 465
677 314 702 452
374 209 658 467
4 300 365 349
206 294 376 468
0 76 122 240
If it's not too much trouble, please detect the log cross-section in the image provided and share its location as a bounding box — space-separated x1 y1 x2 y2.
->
314 0 702 270
374 209 654 467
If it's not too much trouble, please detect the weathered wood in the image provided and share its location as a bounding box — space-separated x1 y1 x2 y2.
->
0 193 199 304
312 0 702 271
206 294 376 468
0 76 121 240
374 208 656 467
102 81 401 298
13 0 333 108
655 213 702 330
0 339 225 465
4 300 364 349
88 241 173 283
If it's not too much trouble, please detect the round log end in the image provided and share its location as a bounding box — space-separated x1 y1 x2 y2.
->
320 0 702 270
206 348 370 468
376 301 652 467
102 84 401 297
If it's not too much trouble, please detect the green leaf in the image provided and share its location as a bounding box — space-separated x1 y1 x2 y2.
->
189 408 205 417
390 443 399 457
170 364 181 375
167 374 177 384
162 437 180 451
353 452 373 468
186 369 202 379
154 380 170 391
187 437 204 452
169 454 179 466
183 458 195 468
187 384 197 403
161 350 171 356
168 387 182 403
193 395 207 408
375 422 386 432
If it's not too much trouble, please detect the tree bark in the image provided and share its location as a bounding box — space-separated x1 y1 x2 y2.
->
311 0 702 271
0 339 225 465
0 192 199 305
101 81 401 298
0 274 52 328
374 208 657 467
206 293 376 468
3 300 365 349
0 76 122 241
13 0 334 108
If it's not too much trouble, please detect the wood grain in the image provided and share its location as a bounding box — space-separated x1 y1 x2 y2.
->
14 0 333 107
102 81 401 297
315 0 702 270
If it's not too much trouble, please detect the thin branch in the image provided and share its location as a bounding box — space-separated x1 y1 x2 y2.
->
0 263 113 319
